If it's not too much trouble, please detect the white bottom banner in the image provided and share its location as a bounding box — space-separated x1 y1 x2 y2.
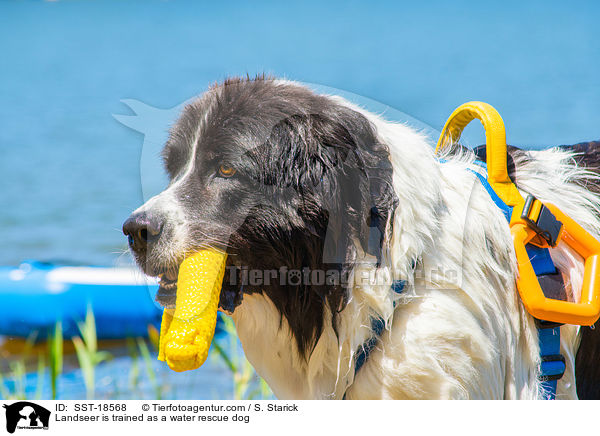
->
0 399 595 435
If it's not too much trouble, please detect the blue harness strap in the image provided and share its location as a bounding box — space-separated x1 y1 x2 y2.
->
537 325 566 399
469 162 566 399
350 160 566 399
354 317 385 375
354 280 405 375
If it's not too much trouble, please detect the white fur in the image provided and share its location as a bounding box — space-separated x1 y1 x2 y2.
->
133 96 215 261
232 89 600 399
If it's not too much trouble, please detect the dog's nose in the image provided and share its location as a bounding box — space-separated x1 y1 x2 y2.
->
122 212 164 251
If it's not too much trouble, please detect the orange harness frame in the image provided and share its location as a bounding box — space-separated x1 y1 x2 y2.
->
436 102 600 326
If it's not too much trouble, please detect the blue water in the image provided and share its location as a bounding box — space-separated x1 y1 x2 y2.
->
9 348 236 400
0 0 599 266
1 337 263 400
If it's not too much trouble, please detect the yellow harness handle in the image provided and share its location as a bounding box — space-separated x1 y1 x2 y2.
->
437 101 600 325
436 101 524 208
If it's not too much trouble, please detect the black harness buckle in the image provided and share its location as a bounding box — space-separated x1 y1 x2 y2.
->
521 194 564 247
539 354 566 382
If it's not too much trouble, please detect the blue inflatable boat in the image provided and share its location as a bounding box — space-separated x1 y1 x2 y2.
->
0 260 163 339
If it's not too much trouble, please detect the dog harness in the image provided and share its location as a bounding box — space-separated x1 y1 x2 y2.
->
349 102 600 400
469 157 566 399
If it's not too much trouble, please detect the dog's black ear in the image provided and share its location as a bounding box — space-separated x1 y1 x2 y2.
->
294 107 397 267
257 108 398 266
250 107 397 267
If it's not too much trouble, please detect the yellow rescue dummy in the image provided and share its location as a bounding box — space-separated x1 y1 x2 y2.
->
158 249 227 372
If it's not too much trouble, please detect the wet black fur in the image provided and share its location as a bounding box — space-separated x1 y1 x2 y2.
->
161 77 397 358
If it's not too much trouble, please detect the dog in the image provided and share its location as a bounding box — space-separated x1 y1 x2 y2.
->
123 76 600 399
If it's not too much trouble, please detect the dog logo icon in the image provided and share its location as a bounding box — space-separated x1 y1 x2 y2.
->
2 402 50 433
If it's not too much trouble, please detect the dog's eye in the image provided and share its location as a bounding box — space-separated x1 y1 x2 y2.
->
218 165 237 178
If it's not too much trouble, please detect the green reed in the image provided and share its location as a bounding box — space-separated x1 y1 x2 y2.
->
137 337 163 400
0 331 44 400
71 305 112 399
47 321 63 399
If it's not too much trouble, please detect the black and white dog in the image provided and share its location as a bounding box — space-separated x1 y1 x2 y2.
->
124 76 600 399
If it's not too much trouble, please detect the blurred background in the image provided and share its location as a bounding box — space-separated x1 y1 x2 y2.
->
0 0 598 399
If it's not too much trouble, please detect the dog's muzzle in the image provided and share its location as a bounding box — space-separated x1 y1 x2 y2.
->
122 211 164 253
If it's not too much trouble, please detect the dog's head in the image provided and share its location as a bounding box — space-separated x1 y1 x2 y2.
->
123 77 397 357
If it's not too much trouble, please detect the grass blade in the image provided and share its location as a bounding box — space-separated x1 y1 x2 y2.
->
72 336 94 399
48 321 63 400
34 354 45 400
137 337 162 400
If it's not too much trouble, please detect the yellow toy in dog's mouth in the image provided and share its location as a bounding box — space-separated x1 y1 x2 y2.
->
158 249 227 372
